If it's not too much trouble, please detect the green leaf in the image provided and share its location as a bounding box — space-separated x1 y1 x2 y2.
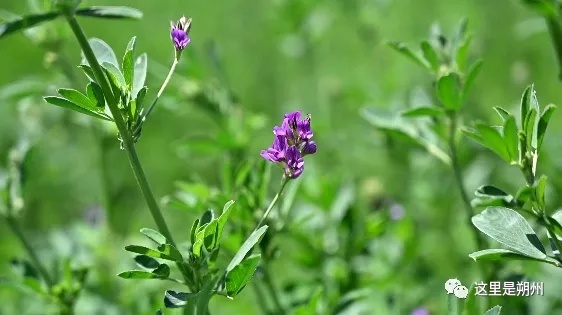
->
472 206 546 259
82 38 119 69
157 244 183 262
225 254 261 297
0 12 60 38
78 65 96 82
401 106 445 118
118 269 166 279
203 220 219 251
520 85 533 129
472 185 514 208
102 62 126 90
436 73 461 110
463 282 478 315
140 228 167 246
493 107 511 122
361 108 451 165
534 175 547 209
484 305 502 315
152 264 171 278
58 88 96 110
44 96 111 121
524 107 538 150
469 248 559 266
124 245 181 262
217 200 235 242
462 59 483 98
123 36 136 91
164 290 195 309
421 41 439 72
537 104 556 151
387 41 430 70
199 210 214 228
190 219 199 245
503 115 519 163
133 53 148 98
75 6 143 20
134 255 160 269
515 186 533 207
227 225 268 272
456 34 473 72
463 123 510 162
86 82 105 109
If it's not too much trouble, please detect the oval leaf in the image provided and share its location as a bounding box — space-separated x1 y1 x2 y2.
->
134 255 160 269
133 53 147 98
472 207 546 259
225 254 261 297
44 96 111 121
82 38 119 69
436 73 462 110
140 228 167 246
58 88 95 110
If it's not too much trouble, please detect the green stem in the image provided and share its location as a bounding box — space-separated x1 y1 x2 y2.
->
134 56 179 134
5 216 54 287
63 13 194 289
254 177 289 232
447 114 485 251
447 293 459 315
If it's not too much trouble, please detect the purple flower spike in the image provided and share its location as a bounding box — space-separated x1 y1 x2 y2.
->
260 110 316 179
170 16 192 52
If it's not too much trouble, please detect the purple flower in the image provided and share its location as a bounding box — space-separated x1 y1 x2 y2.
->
411 307 429 315
170 16 192 51
285 146 304 178
261 110 317 178
260 135 287 163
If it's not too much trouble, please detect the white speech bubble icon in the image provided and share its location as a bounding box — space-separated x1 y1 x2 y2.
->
445 278 461 294
454 285 469 299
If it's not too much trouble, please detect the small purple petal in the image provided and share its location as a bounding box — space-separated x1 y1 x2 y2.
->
303 141 317 155
411 308 429 315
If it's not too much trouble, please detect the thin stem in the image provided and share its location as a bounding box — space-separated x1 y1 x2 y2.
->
134 57 179 134
447 114 485 251
64 13 176 247
254 177 289 232
5 216 54 287
63 13 194 289
262 264 284 313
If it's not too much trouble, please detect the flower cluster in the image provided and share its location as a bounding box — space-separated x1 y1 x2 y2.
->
261 111 317 178
170 16 192 52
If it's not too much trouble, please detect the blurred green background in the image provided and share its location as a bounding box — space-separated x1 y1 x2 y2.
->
1 0 562 314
